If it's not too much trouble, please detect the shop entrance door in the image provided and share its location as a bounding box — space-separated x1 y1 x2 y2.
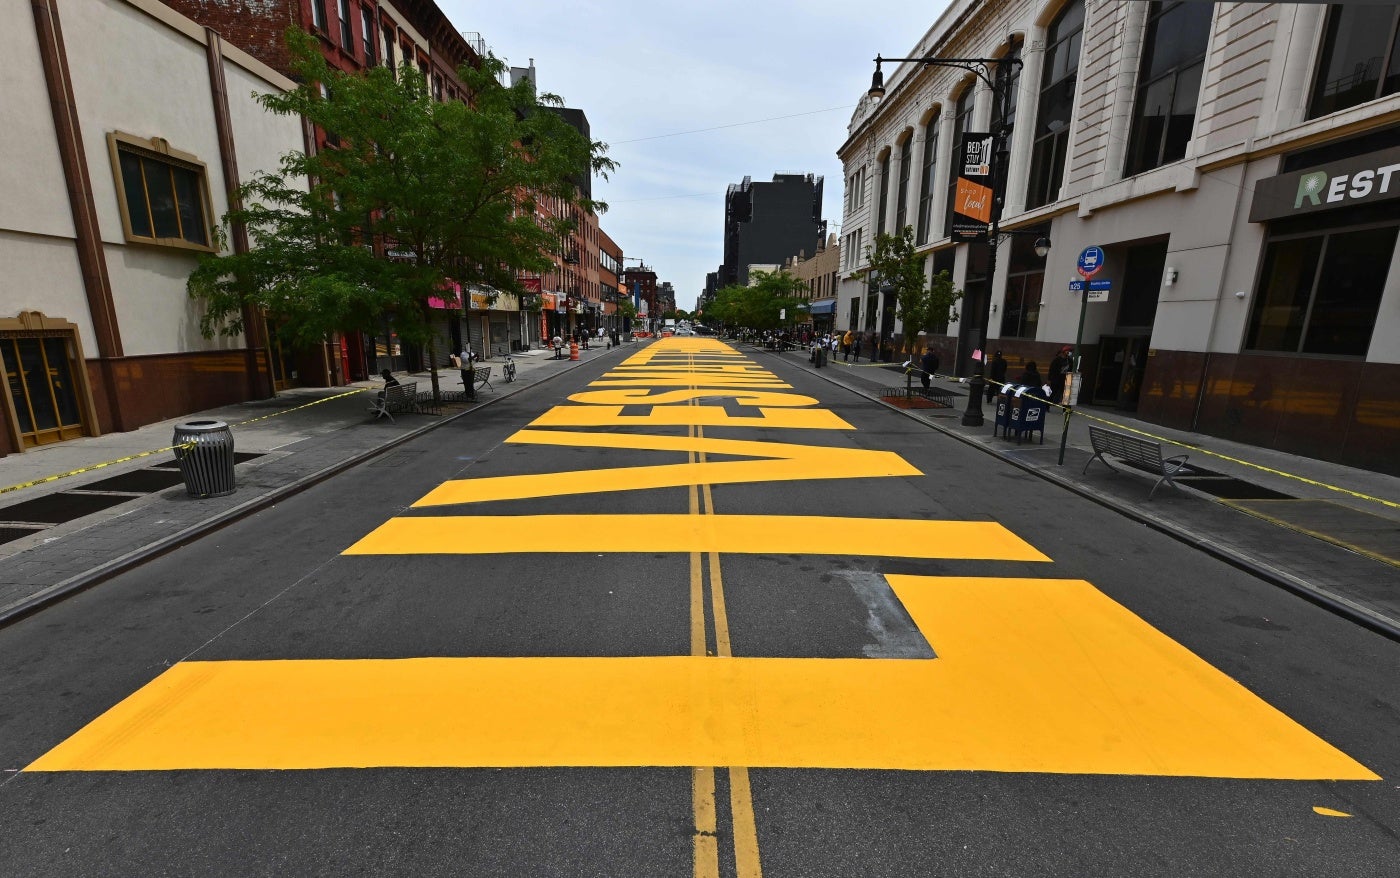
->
1091 335 1150 409
1 333 87 448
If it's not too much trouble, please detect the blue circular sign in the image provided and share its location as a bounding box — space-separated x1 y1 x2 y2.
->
1077 246 1105 279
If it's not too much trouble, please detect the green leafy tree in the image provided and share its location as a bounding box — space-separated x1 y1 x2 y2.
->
866 227 962 352
188 29 614 398
709 270 807 331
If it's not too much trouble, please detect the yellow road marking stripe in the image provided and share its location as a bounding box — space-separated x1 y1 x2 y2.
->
693 766 720 878
26 578 1375 777
528 406 854 430
343 514 1049 561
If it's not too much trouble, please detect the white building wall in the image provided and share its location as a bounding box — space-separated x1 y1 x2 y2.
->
838 0 1400 379
0 0 94 346
71 1 227 357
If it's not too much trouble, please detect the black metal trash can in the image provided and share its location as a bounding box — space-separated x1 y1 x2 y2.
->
172 419 236 498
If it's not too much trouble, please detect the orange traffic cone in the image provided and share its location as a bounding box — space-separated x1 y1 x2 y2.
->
569 341 579 361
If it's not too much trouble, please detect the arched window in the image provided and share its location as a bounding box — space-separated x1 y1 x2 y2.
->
1027 0 1083 209
1124 0 1213 176
944 89 976 234
916 113 940 243
895 137 913 233
1308 4 1400 119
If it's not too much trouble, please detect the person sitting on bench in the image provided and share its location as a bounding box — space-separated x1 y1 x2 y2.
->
380 369 400 387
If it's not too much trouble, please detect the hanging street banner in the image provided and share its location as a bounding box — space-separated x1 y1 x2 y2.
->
951 132 994 242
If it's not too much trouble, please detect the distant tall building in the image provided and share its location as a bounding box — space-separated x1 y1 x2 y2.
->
720 174 826 288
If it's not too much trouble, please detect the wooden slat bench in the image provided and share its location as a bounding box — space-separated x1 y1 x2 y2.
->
367 381 418 423
1083 424 1189 499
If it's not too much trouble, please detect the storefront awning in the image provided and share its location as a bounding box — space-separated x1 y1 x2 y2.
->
809 300 836 316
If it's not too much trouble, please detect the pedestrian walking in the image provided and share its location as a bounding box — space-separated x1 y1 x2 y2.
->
458 344 476 400
920 347 940 390
852 334 862 362
987 350 1008 402
1047 346 1072 405
842 329 853 361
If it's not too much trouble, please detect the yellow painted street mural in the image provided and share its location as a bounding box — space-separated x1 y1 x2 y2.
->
29 339 1378 784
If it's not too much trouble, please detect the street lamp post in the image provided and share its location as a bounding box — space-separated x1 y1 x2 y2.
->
867 52 1049 426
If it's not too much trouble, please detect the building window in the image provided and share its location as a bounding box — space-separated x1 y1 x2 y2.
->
945 88 975 234
108 133 213 250
310 0 327 31
361 7 376 65
384 29 395 74
1000 235 1045 339
917 114 940 243
0 317 89 449
338 0 353 50
1246 222 1397 357
929 248 955 334
894 137 912 233
991 38 1022 134
1308 5 1400 119
1028 0 1084 209
1124 0 1213 177
876 154 890 237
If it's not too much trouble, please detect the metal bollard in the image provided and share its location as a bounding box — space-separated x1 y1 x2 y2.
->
171 419 236 498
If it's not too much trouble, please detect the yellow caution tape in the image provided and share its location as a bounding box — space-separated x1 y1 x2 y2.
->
0 389 368 498
1066 408 1400 511
860 367 1399 513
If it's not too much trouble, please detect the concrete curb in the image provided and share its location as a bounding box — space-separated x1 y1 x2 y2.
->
757 345 1400 644
0 349 610 629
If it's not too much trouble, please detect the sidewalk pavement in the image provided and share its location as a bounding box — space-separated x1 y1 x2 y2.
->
2 338 1397 641
774 345 1400 640
0 342 624 625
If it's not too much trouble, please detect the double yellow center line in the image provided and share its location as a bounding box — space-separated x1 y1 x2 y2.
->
688 361 763 878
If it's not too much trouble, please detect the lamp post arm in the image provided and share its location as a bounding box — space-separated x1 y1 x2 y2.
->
872 54 1021 97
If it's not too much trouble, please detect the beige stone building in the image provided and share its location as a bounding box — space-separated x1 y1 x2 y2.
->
838 0 1400 473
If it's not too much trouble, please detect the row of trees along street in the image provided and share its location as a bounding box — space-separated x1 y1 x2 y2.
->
704 229 960 346
187 29 615 401
865 227 963 355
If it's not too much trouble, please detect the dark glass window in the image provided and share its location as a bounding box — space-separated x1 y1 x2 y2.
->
945 89 975 233
1124 1 1213 176
991 39 1022 134
310 0 327 31
877 153 890 237
895 138 912 233
361 7 376 66
338 0 353 49
1027 0 1083 209
1000 235 1045 339
917 114 940 243
115 144 210 248
1308 5 1400 119
929 248 956 334
1246 224 1397 356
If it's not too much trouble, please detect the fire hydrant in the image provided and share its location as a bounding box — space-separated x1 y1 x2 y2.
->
569 341 579 361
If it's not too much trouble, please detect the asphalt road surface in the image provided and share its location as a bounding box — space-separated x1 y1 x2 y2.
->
3 338 1398 877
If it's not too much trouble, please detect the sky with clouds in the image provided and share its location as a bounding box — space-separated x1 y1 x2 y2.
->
439 0 949 309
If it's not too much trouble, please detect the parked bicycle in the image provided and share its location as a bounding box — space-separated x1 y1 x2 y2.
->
502 353 516 382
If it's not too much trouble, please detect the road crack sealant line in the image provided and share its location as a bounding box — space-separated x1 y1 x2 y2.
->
796 356 1400 644
0 357 604 629
0 389 368 498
